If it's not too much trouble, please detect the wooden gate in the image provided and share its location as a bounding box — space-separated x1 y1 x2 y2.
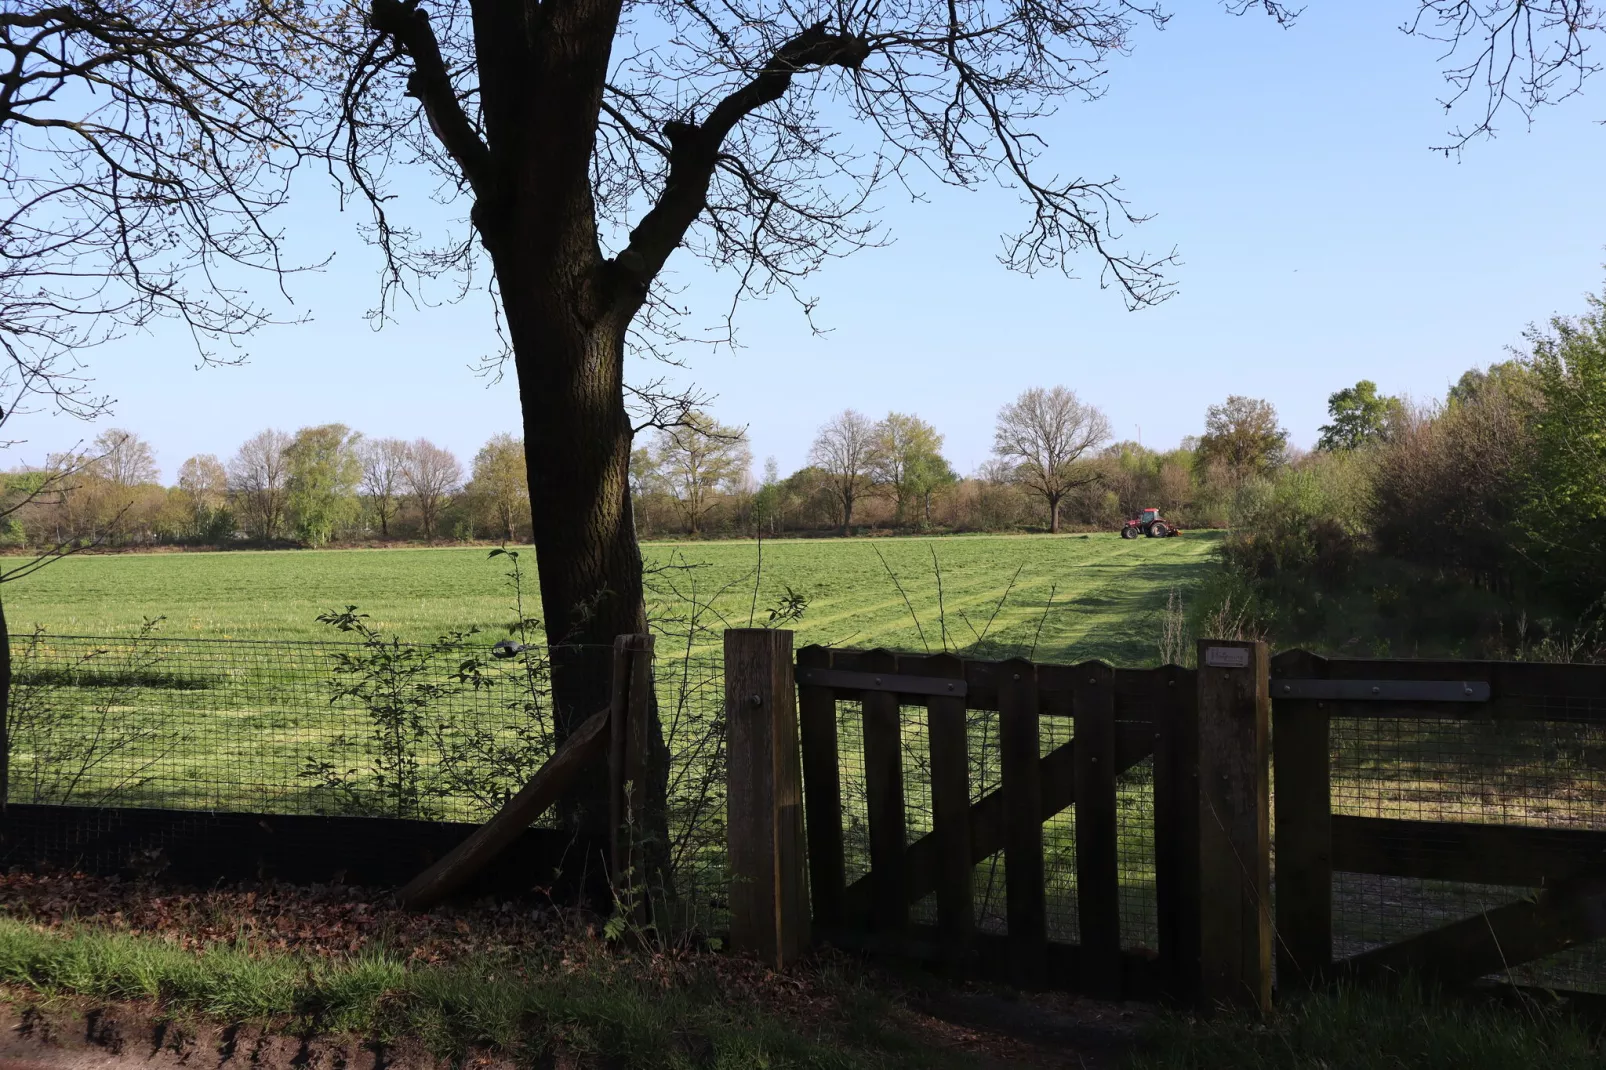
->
1272 651 1606 996
791 644 1204 1000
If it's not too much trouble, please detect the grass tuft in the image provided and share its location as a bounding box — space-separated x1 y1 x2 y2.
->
0 916 976 1069
1127 982 1604 1070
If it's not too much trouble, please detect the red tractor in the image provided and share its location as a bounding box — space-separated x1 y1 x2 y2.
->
1120 507 1179 539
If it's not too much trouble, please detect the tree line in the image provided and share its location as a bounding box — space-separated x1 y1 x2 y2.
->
2 383 1313 549
2 428 529 549
1205 283 1606 656
631 387 1297 539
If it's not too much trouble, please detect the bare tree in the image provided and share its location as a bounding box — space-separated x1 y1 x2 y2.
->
90 429 159 488
810 410 880 535
228 429 292 541
177 454 229 537
652 414 751 536
401 439 462 541
359 437 410 538
994 387 1111 534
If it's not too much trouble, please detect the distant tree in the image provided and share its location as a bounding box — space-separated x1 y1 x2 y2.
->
176 454 229 539
469 433 530 542
752 456 783 534
992 387 1111 533
401 439 462 541
284 425 363 546
358 438 409 538
652 413 751 536
1317 380 1401 452
1448 360 1531 407
1196 396 1288 484
871 413 952 527
628 446 663 536
810 410 880 535
90 429 159 488
229 429 292 541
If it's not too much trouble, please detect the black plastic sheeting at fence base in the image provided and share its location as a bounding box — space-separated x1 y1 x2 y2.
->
0 804 610 905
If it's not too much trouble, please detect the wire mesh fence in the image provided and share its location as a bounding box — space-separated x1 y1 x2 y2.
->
4 633 730 915
1325 714 1606 993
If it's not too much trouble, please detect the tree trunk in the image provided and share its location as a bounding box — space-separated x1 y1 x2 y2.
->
508 300 672 894
841 489 854 536
1049 496 1061 535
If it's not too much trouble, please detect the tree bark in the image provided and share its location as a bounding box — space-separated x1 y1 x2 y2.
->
1049 496 1061 535
503 287 671 890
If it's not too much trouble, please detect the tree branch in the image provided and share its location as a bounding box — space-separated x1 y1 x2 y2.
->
612 20 871 295
369 0 492 198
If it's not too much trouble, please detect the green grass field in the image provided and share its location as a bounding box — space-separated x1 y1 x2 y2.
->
5 531 1221 664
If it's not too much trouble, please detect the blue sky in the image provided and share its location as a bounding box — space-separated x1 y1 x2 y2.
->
12 2 1606 482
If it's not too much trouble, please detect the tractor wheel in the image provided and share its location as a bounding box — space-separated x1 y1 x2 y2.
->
1120 525 1138 539
1151 522 1171 538
1142 523 1157 537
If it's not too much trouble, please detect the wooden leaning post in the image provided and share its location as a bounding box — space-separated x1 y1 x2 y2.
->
725 628 810 969
1195 638 1272 1012
398 634 655 910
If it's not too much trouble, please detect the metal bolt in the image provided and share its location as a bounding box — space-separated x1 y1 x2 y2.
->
1371 686 1380 695
1168 680 1176 687
1221 774 1230 782
1282 684 1292 694
947 683 955 691
1013 673 1021 681
1154 732 1162 741
749 694 762 708
874 677 882 685
1088 677 1097 685
1464 686 1474 696
1091 756 1100 764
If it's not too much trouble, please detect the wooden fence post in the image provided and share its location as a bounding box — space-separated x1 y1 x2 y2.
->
726 628 810 969
1196 638 1271 1012
610 634 654 916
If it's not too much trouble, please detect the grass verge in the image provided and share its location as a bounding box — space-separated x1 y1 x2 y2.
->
0 916 975 1069
1128 982 1604 1070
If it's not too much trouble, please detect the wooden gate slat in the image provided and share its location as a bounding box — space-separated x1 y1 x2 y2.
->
1153 665 1200 1004
926 652 974 957
1272 650 1332 991
1074 661 1120 998
863 649 908 933
836 724 1156 921
798 645 844 931
1000 658 1046 986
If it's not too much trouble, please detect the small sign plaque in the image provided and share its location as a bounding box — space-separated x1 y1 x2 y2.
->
1205 646 1251 669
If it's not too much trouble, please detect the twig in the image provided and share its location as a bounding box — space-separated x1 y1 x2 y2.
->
873 544 928 653
1028 583 1057 661
978 564 1024 647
